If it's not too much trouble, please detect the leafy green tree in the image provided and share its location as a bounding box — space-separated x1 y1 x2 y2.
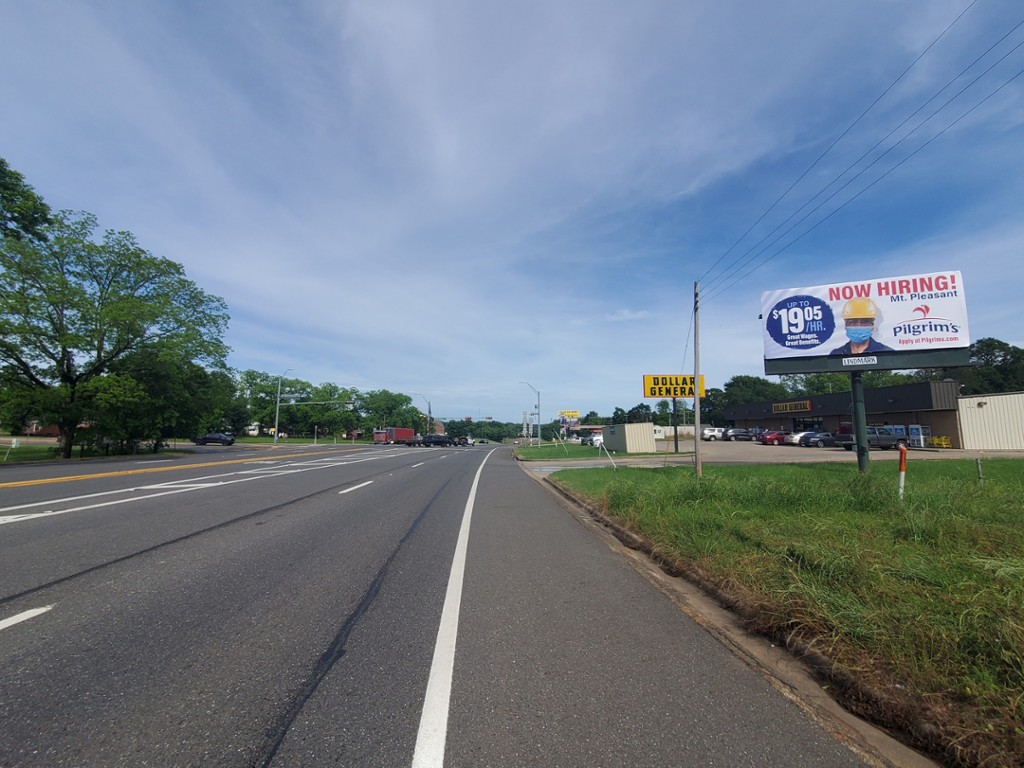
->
782 372 850 397
0 211 229 457
0 157 51 241
722 375 789 405
626 403 654 423
700 387 727 426
611 407 627 424
954 338 1024 395
358 390 420 432
581 410 604 425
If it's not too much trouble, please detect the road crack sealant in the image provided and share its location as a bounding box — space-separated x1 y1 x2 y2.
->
252 479 454 768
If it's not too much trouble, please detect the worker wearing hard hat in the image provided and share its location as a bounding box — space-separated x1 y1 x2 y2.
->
830 297 894 355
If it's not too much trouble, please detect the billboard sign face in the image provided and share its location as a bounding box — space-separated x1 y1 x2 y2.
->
642 375 705 398
762 272 969 368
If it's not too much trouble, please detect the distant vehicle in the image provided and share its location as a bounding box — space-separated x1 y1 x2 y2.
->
478 439 489 444
374 428 419 445
835 425 908 451
422 434 453 447
799 431 836 448
700 427 726 441
723 428 752 441
748 427 769 438
192 432 234 446
757 430 791 446
566 436 582 443
581 432 604 447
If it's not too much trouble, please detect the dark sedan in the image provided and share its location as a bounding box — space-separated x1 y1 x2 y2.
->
799 431 836 448
192 432 235 446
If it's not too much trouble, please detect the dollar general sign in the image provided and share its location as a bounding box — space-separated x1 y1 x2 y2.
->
642 375 705 398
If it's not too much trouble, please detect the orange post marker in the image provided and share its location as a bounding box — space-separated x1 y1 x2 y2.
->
897 444 908 499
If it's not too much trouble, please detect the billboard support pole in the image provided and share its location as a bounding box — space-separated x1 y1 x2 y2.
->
851 371 870 473
693 281 703 478
672 397 679 454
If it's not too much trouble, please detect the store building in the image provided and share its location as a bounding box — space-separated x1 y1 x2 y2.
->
724 381 963 448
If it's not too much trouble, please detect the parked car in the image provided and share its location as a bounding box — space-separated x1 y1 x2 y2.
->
747 427 770 439
784 431 815 445
192 432 235 446
799 431 836 448
723 428 752 441
582 432 605 447
835 425 908 451
757 430 791 446
700 427 726 441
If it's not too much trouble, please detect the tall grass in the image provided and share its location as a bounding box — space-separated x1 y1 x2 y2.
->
552 460 1024 766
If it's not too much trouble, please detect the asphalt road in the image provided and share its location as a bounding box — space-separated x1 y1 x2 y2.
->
1 443 870 767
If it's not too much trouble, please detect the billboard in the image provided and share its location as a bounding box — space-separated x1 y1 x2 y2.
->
642 375 705 398
762 271 970 374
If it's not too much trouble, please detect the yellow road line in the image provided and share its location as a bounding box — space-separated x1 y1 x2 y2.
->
0 447 367 489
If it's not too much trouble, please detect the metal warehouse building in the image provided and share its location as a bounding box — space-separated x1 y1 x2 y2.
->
958 391 1024 450
724 381 964 448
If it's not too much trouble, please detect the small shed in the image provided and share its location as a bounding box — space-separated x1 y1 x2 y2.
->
603 423 656 453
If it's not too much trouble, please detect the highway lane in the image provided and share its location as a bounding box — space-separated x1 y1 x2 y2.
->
0 444 872 767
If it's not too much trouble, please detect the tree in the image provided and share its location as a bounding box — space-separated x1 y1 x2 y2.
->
0 211 229 457
955 338 1024 395
722 375 789 405
357 390 420 433
700 387 727 426
581 410 604 425
611 407 627 424
0 157 51 241
626 403 654 423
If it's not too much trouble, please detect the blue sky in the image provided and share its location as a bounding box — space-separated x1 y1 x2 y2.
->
3 1 1022 423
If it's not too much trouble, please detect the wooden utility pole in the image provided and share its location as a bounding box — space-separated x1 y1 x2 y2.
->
693 281 702 478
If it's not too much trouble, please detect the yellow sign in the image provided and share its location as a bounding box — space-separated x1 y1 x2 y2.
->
772 400 812 414
642 375 705 398
558 410 579 418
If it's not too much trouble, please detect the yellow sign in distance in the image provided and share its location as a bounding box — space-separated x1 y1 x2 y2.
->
558 410 580 418
642 375 705 398
772 400 811 414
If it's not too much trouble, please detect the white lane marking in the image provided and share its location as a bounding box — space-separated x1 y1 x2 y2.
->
411 449 495 768
0 605 54 632
135 459 173 464
339 480 374 495
0 455 393 526
411 463 425 468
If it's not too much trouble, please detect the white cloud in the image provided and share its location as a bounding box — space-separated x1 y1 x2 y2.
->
2 0 1022 420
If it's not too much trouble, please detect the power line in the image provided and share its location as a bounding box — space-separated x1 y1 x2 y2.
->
696 0 982 289
701 61 1024 304
700 12 1024 298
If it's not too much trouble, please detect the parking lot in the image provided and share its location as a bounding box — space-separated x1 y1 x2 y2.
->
659 438 1024 464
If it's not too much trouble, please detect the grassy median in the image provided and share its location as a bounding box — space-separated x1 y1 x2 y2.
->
550 459 1024 767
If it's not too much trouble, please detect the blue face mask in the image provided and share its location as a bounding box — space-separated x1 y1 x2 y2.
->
846 326 873 343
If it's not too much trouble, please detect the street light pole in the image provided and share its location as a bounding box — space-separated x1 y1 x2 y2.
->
411 393 433 434
273 368 292 446
520 381 540 447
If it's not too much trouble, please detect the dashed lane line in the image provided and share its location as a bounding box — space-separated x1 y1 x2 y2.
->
0 447 369 489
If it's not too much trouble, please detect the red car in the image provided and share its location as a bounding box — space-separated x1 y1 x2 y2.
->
758 430 792 446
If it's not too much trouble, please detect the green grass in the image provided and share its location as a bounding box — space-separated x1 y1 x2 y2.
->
514 443 692 460
1 444 65 462
551 459 1024 766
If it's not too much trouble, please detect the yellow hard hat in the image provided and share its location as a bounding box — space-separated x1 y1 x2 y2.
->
841 297 879 320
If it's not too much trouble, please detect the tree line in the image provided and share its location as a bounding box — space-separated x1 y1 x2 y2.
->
585 339 1024 429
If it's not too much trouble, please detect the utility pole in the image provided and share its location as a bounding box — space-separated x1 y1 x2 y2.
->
273 368 292 446
521 381 541 447
693 282 702 478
